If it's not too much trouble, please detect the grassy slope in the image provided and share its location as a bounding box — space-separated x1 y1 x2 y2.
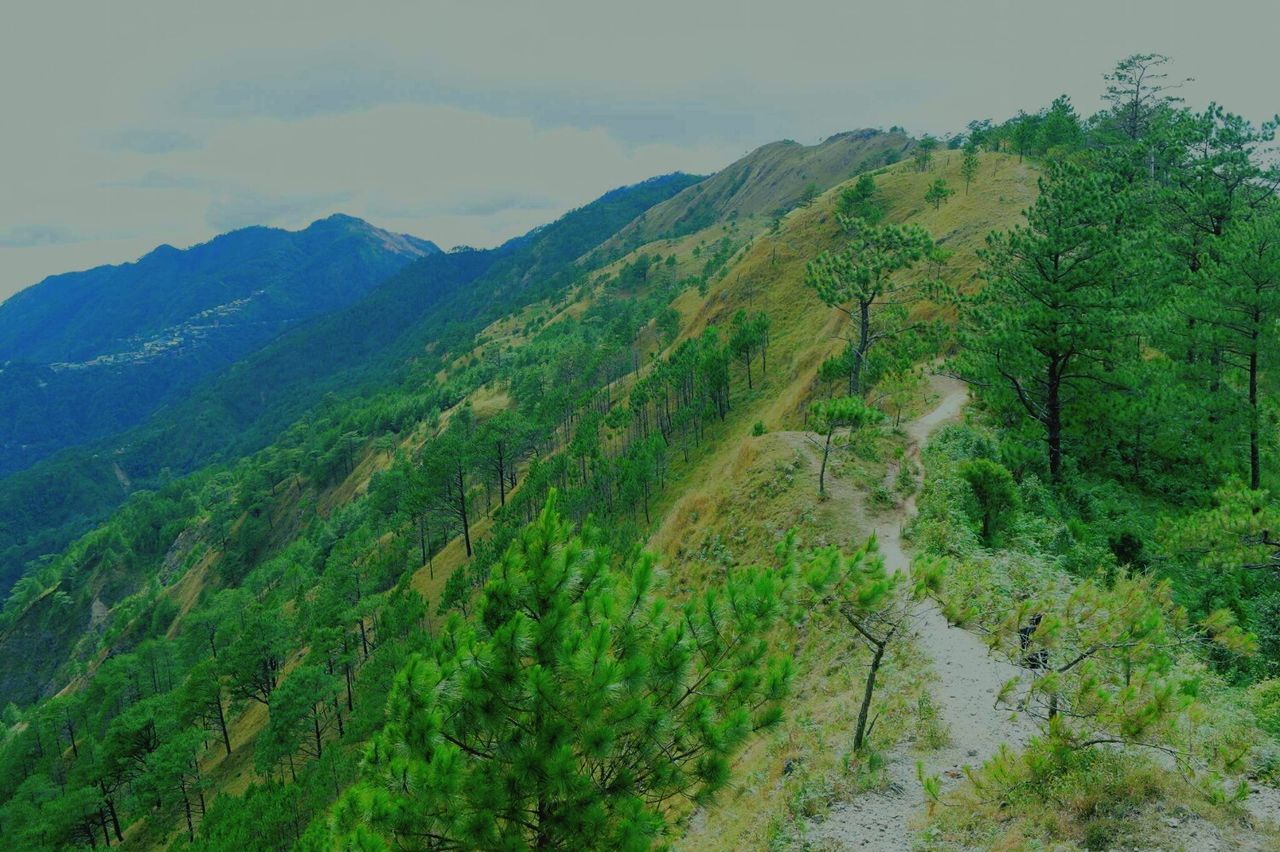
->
425 154 1037 848
632 153 1038 847
372 152 1033 846
86 153 1031 847
107 143 1280 850
604 130 912 252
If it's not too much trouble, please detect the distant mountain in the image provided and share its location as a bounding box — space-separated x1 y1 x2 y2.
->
0 215 438 474
0 173 701 602
604 128 911 251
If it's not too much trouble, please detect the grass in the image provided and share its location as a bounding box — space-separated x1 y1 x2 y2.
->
607 153 1038 848
104 152 1039 846
921 744 1279 851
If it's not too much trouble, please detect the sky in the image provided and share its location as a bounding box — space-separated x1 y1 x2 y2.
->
2 0 1278 302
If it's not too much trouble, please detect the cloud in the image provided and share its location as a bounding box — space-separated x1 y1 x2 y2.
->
445 194 560 217
102 128 204 154
205 190 354 232
5 0 1280 302
0 225 85 249
99 170 209 190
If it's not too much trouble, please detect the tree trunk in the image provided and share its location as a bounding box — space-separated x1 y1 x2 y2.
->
344 662 355 712
819 429 833 496
181 782 194 841
1250 345 1260 490
1046 368 1063 480
215 693 232 756
106 797 123 843
194 760 207 815
851 299 871 397
457 468 472 557
854 628 893 751
497 447 507 506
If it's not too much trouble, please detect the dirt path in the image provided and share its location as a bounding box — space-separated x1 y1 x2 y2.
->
785 374 1035 850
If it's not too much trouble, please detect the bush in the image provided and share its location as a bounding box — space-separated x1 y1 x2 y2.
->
957 458 1018 546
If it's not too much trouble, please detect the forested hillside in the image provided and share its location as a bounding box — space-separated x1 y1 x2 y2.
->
0 215 438 477
1 55 1278 851
0 174 699 601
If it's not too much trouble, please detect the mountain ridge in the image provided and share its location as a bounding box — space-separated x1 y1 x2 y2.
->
0 215 440 478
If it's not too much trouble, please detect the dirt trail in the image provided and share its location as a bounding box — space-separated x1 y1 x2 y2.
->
784 374 1035 849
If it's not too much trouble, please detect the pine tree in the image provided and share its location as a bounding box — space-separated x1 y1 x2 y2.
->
256 665 340 780
805 218 937 397
835 174 885 223
957 458 1018 545
1159 482 1280 673
1199 207 1280 489
808 396 884 495
960 143 980 193
1102 53 1189 143
795 536 912 751
924 178 954 210
334 492 791 850
914 134 938 172
956 161 1145 479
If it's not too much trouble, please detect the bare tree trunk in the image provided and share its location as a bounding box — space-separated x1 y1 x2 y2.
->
819 429 833 496
1250 345 1260 490
853 627 895 751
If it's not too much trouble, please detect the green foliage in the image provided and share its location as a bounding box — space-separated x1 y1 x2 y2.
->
834 175 885 223
796 536 913 751
1159 483 1280 678
955 160 1150 480
957 458 1019 546
923 178 954 209
1195 206 1280 489
913 134 938 172
808 395 885 495
1249 679 1280 739
960 142 980 192
805 217 938 397
333 492 791 849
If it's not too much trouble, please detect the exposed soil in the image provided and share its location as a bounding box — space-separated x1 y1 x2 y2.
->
781 374 1036 849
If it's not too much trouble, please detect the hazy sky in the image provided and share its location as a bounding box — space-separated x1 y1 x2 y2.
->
2 0 1277 302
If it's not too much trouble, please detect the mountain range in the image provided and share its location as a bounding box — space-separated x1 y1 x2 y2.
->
0 214 438 477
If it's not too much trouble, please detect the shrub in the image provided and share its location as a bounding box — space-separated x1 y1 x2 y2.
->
957 458 1018 545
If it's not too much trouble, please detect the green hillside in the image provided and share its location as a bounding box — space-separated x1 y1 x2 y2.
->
0 174 699 605
1 55 1279 852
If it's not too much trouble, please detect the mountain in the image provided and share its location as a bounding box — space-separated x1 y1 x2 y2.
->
0 139 1042 845
0 173 701 606
0 215 438 475
3 96 1279 850
604 128 910 251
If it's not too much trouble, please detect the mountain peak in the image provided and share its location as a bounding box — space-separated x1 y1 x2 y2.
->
304 213 440 258
308 212 369 229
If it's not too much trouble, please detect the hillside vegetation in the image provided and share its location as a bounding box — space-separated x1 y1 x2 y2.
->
1 55 1279 852
0 215 437 479
0 174 698 604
